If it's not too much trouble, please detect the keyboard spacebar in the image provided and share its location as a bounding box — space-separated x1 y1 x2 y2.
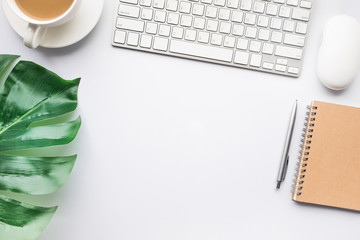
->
169 40 233 62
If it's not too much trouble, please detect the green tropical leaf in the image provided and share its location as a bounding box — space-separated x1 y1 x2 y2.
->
0 55 19 89
0 195 57 240
0 154 76 194
0 60 80 132
0 54 81 239
0 54 18 73
0 117 81 152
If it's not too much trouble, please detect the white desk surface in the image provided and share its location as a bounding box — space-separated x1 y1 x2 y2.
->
1 0 360 239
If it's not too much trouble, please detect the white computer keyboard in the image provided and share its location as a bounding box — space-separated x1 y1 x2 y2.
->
112 0 313 77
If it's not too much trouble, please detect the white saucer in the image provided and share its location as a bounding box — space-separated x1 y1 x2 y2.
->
3 0 104 48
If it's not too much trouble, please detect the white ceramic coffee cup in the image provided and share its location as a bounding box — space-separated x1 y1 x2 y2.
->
6 0 83 48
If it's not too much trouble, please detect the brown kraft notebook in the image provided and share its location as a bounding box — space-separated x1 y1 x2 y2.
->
292 101 360 211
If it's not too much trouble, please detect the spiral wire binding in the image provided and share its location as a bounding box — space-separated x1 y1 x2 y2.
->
292 103 318 198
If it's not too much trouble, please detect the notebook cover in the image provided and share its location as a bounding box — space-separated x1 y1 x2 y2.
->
292 101 360 211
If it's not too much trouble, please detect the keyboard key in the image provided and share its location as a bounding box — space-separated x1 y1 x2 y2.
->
236 39 248 50
180 15 193 27
198 31 210 43
214 0 225 6
245 27 257 38
250 40 261 52
207 19 219 31
253 1 265 13
159 24 171 36
270 18 283 30
262 43 274 54
118 4 140 18
185 29 197 41
257 15 269 27
154 11 167 22
283 20 295 32
116 17 145 32
227 0 239 9
194 18 206 29
266 4 278 16
205 6 218 18
277 58 288 65
219 8 231 20
139 0 151 6
169 40 233 62
127 32 139 46
271 31 283 43
140 34 153 48
288 66 299 74
120 0 138 5
263 62 274 70
279 6 291 18
300 1 312 9
231 11 243 23
240 0 252 11
210 33 223 45
141 8 153 20
224 36 236 48
153 37 169 51
172 27 184 38
234 51 249 65
219 22 231 34
153 0 165 9
292 8 310 21
258 29 270 41
114 30 126 44
296 22 308 34
168 13 180 24
146 22 158 34
166 0 178 11
232 24 244 36
244 13 257 25
275 45 303 59
250 54 262 67
287 0 299 6
284 33 305 47
179 1 191 13
193 4 205 15
275 64 287 72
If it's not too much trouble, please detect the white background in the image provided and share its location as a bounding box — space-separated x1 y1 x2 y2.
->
1 0 360 239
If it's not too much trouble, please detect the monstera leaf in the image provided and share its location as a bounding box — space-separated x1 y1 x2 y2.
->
0 55 81 240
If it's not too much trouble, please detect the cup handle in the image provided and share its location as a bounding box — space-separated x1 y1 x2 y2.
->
24 23 47 49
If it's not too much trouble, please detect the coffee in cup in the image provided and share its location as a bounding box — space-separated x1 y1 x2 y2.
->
15 0 75 21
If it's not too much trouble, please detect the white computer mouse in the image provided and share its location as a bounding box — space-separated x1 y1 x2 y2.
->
317 15 360 90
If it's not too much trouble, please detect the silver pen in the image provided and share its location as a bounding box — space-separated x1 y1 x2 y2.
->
277 100 297 189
